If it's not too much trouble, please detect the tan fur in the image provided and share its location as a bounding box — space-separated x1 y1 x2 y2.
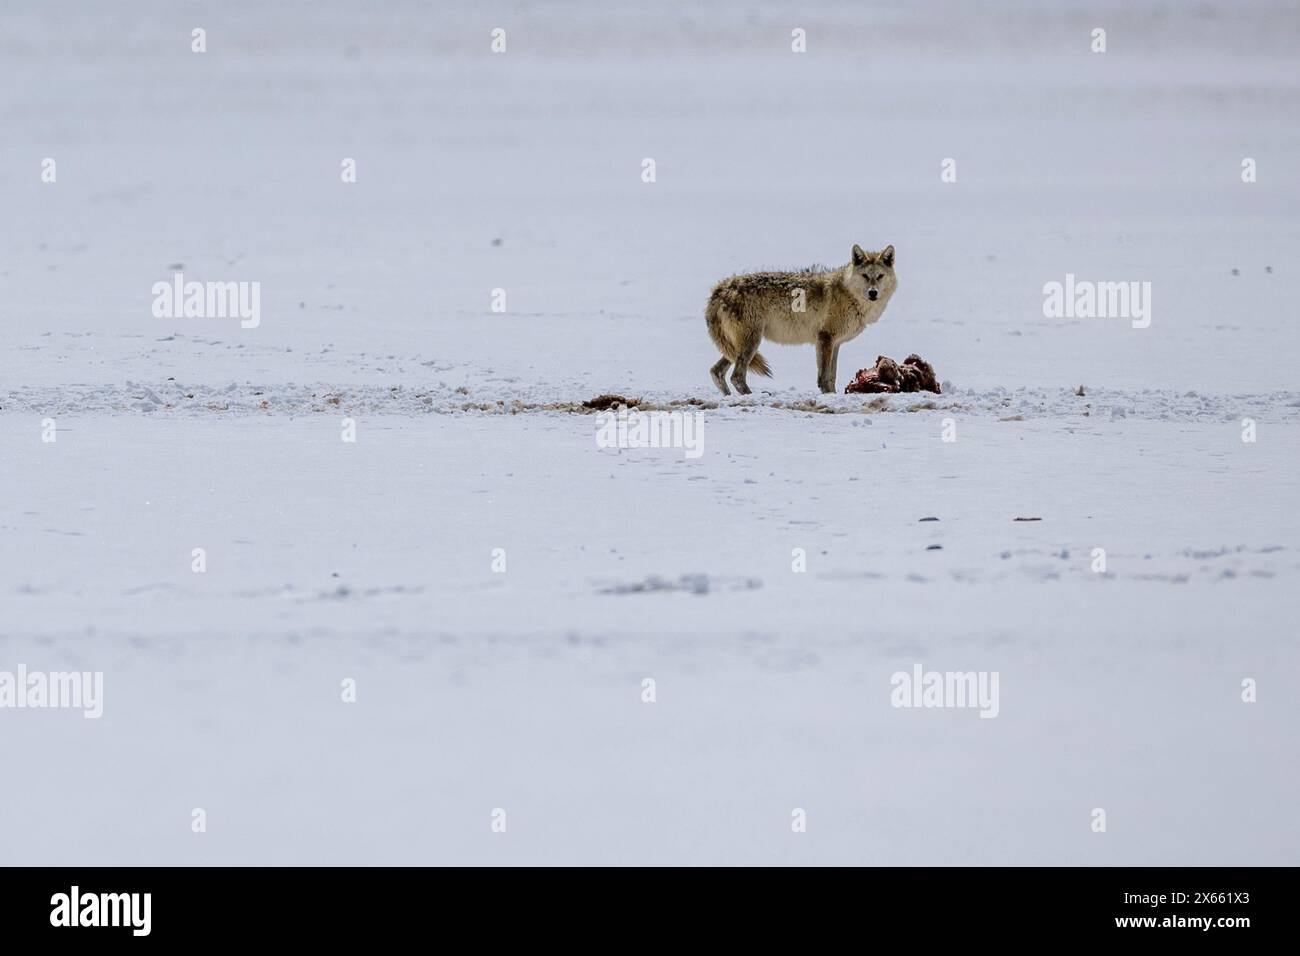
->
706 244 897 394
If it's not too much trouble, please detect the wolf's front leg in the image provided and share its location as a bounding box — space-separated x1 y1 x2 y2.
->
815 332 835 393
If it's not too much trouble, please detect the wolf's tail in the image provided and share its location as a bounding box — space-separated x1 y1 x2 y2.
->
706 293 773 377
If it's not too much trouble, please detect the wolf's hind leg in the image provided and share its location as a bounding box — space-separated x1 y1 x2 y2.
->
729 329 761 395
710 357 732 396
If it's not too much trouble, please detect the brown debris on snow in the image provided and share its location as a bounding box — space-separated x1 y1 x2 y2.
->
582 394 643 411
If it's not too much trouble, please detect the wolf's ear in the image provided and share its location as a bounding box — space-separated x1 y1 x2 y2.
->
852 244 867 265
881 244 895 267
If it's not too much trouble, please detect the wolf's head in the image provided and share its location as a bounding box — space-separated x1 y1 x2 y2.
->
850 244 896 302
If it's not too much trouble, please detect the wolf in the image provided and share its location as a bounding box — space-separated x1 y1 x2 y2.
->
705 244 896 394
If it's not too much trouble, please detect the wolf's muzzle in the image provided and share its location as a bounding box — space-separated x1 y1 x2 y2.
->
867 289 879 301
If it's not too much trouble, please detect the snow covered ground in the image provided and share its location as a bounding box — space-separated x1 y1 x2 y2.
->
2 1 1298 865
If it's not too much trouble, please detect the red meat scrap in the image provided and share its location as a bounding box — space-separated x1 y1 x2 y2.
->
844 354 941 394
